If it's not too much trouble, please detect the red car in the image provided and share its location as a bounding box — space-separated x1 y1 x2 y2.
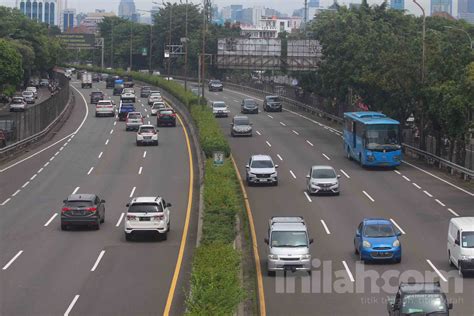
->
156 109 177 127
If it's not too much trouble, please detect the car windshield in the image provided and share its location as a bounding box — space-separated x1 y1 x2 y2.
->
244 100 256 106
462 231 474 248
160 110 174 115
153 103 165 109
23 92 33 96
92 92 103 96
271 231 308 247
363 224 395 238
401 294 447 314
141 87 151 91
123 89 134 94
213 102 226 108
365 124 401 150
128 113 141 119
251 159 273 168
128 203 163 213
66 201 93 207
234 118 250 125
140 127 155 133
211 80 221 84
267 96 280 103
312 168 336 179
12 98 23 103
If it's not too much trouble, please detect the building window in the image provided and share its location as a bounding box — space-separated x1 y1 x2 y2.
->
44 2 49 25
32 1 38 20
49 2 55 25
26 0 32 18
20 1 26 14
38 2 42 21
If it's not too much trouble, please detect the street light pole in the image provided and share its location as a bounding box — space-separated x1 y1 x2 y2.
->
149 24 153 72
201 0 207 103
184 0 188 91
111 21 114 68
167 4 172 80
413 0 426 149
444 26 473 50
129 22 133 71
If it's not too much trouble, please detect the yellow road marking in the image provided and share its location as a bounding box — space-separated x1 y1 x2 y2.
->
163 111 194 316
231 155 266 316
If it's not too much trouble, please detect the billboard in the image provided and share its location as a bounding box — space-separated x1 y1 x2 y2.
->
56 34 96 50
217 38 281 70
286 40 322 70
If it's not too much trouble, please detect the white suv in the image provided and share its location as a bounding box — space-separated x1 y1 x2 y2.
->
246 154 278 186
136 125 158 146
95 100 115 117
212 101 229 117
124 197 171 241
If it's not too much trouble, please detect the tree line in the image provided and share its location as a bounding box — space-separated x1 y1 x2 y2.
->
0 6 64 95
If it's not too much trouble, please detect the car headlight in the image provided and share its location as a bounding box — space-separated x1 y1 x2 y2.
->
271 172 277 177
268 254 278 260
392 240 400 247
301 254 311 260
362 240 371 248
248 172 255 177
460 255 474 261
330 182 338 187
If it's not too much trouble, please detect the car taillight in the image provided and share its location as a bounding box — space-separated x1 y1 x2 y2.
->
61 207 72 212
127 215 137 220
126 117 129 122
85 207 97 212
152 215 164 220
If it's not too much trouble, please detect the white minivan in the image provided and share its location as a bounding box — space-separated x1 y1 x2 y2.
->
447 217 474 277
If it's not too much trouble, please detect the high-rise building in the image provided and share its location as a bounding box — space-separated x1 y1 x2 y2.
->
252 6 265 25
458 0 474 23
17 0 58 25
118 0 136 21
308 0 320 7
62 8 75 32
240 8 253 24
230 4 243 21
150 5 160 24
390 0 405 10
431 0 452 15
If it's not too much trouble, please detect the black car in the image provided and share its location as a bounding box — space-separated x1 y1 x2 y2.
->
106 77 117 89
231 115 252 137
90 91 104 104
92 73 100 82
140 86 152 98
208 79 223 91
113 84 124 96
61 194 106 230
241 99 259 114
387 282 453 316
263 95 283 112
157 109 177 127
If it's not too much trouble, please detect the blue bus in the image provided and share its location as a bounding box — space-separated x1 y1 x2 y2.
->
343 112 402 167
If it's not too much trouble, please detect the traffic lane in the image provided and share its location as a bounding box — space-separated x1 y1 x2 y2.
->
0 87 51 115
0 86 87 202
220 86 474 215
215 92 473 314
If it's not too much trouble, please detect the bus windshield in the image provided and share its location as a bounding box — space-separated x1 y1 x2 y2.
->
365 124 400 151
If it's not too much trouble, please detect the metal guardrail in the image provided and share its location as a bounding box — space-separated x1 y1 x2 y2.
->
0 74 72 161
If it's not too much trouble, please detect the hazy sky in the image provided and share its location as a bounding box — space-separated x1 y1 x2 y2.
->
0 0 451 17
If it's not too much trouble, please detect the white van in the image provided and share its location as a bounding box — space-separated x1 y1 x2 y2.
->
447 217 474 276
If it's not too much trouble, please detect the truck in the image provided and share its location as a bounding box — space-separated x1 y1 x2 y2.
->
123 75 134 88
81 72 92 89
106 76 117 89
113 79 124 96
118 102 135 121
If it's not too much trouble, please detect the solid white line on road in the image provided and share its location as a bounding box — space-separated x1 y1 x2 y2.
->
12 189 21 197
423 190 433 198
105 139 109 145
280 122 286 126
402 160 474 197
340 169 351 179
435 199 446 207
129 186 136 198
44 213 58 227
277 154 283 161
363 190 375 202
266 141 272 147
110 129 114 135
342 260 355 282
2 250 23 270
256 131 261 135
64 295 80 316
21 181 30 188
87 167 94 175
412 183 421 189
72 187 80 195
91 250 106 272
138 166 143 175
426 259 447 282
390 219 406 235
44 162 49 167
1 198 11 206
292 130 299 135
290 170 297 179
116 212 125 227
304 192 312 203
394 170 401 175
448 208 460 217
98 152 103 159
322 153 331 161
30 174 37 181
37 168 44 173
320 220 331 235
267 114 274 119
306 140 314 147
143 151 147 158
402 175 411 182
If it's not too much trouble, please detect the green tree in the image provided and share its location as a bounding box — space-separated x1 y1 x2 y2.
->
0 39 23 94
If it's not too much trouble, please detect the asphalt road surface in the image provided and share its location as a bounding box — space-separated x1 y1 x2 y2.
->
0 87 52 116
204 87 474 316
0 80 195 315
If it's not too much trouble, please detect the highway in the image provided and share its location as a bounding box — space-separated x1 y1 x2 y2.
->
0 86 51 115
204 87 474 315
0 80 195 315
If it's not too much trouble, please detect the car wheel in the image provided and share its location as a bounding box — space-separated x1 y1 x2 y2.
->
448 251 454 267
394 256 401 264
167 221 170 232
354 242 359 255
161 232 168 241
267 270 276 277
459 265 464 277
273 180 278 186
61 223 68 231
125 233 132 241
359 154 364 167
100 213 105 223
359 252 365 263
95 219 101 230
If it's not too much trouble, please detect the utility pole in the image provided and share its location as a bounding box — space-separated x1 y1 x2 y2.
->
304 0 308 30
201 0 211 103
167 4 172 80
111 21 114 68
184 0 188 91
129 22 133 71
149 24 153 72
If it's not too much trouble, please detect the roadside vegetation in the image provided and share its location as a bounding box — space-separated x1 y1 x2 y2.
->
75 65 249 315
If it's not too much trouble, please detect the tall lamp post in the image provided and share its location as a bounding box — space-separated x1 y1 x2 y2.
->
444 26 473 50
129 21 133 71
184 0 188 91
137 9 155 72
413 0 426 149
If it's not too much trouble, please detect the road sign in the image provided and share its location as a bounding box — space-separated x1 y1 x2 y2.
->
213 151 224 166
141 48 148 56
56 33 96 50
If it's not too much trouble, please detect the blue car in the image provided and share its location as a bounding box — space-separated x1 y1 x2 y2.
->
354 218 402 263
